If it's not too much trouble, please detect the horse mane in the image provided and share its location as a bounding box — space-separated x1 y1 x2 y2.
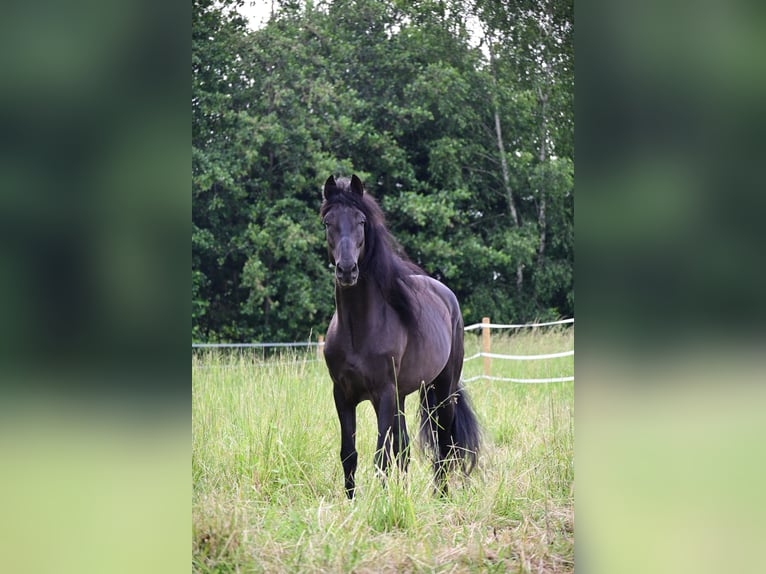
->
320 177 426 327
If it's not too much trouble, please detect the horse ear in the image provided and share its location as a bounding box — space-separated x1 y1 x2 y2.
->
323 175 337 200
350 174 365 196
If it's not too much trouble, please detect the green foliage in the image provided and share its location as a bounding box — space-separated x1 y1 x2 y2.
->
192 0 574 342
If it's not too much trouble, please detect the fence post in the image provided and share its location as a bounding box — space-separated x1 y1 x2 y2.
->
482 317 491 379
317 335 324 361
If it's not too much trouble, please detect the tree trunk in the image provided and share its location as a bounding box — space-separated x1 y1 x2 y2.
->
536 87 548 268
493 108 519 227
488 37 524 293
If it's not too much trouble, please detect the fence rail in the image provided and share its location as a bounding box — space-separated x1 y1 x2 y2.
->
192 342 319 348
460 317 573 383
463 317 574 331
463 350 574 362
192 316 574 384
463 375 575 384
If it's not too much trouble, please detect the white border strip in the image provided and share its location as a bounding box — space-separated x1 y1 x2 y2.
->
464 318 574 331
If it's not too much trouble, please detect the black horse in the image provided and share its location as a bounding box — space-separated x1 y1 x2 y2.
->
320 175 480 498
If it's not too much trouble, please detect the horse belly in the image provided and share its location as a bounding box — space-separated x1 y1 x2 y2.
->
398 331 451 391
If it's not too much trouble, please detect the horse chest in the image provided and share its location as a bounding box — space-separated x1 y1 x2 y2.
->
324 337 401 398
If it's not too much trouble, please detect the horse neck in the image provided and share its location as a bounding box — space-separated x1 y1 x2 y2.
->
334 275 380 338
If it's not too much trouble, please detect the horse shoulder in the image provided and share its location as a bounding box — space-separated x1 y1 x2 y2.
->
403 275 460 319
323 315 344 366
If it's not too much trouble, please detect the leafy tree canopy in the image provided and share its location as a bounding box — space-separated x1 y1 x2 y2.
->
193 0 573 342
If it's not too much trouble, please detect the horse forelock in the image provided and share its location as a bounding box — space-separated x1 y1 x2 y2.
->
321 179 382 227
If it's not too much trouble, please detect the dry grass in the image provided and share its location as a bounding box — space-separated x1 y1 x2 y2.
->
193 327 574 572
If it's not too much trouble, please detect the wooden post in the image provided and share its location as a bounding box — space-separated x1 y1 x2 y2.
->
482 317 491 379
317 335 324 361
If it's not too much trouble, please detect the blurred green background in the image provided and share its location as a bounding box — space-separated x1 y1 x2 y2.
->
577 0 766 572
0 1 188 573
0 0 188 392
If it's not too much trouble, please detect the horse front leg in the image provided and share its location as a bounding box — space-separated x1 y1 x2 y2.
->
373 390 396 479
373 390 410 479
333 386 358 499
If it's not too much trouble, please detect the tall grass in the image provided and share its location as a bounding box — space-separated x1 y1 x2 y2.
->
193 327 574 572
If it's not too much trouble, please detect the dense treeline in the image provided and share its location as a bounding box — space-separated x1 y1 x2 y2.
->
193 0 573 342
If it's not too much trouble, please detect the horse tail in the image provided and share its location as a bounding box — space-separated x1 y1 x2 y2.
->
450 384 481 474
418 381 481 475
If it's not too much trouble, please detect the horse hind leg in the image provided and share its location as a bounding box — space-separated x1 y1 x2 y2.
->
420 372 480 495
419 376 456 496
434 404 456 495
393 405 411 472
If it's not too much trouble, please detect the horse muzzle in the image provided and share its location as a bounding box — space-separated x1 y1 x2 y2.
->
335 261 359 287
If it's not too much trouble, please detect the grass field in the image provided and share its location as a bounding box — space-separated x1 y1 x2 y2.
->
192 327 574 573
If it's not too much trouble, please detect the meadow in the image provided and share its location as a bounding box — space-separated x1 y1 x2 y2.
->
192 327 574 573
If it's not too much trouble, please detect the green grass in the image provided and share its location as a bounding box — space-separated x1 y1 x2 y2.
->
193 327 574 573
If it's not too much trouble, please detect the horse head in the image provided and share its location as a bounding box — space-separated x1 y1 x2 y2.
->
322 175 367 287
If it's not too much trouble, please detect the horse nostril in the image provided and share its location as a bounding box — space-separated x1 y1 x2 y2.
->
335 261 358 283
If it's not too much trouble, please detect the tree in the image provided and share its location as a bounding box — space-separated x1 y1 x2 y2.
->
191 0 574 342
193 0 253 340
